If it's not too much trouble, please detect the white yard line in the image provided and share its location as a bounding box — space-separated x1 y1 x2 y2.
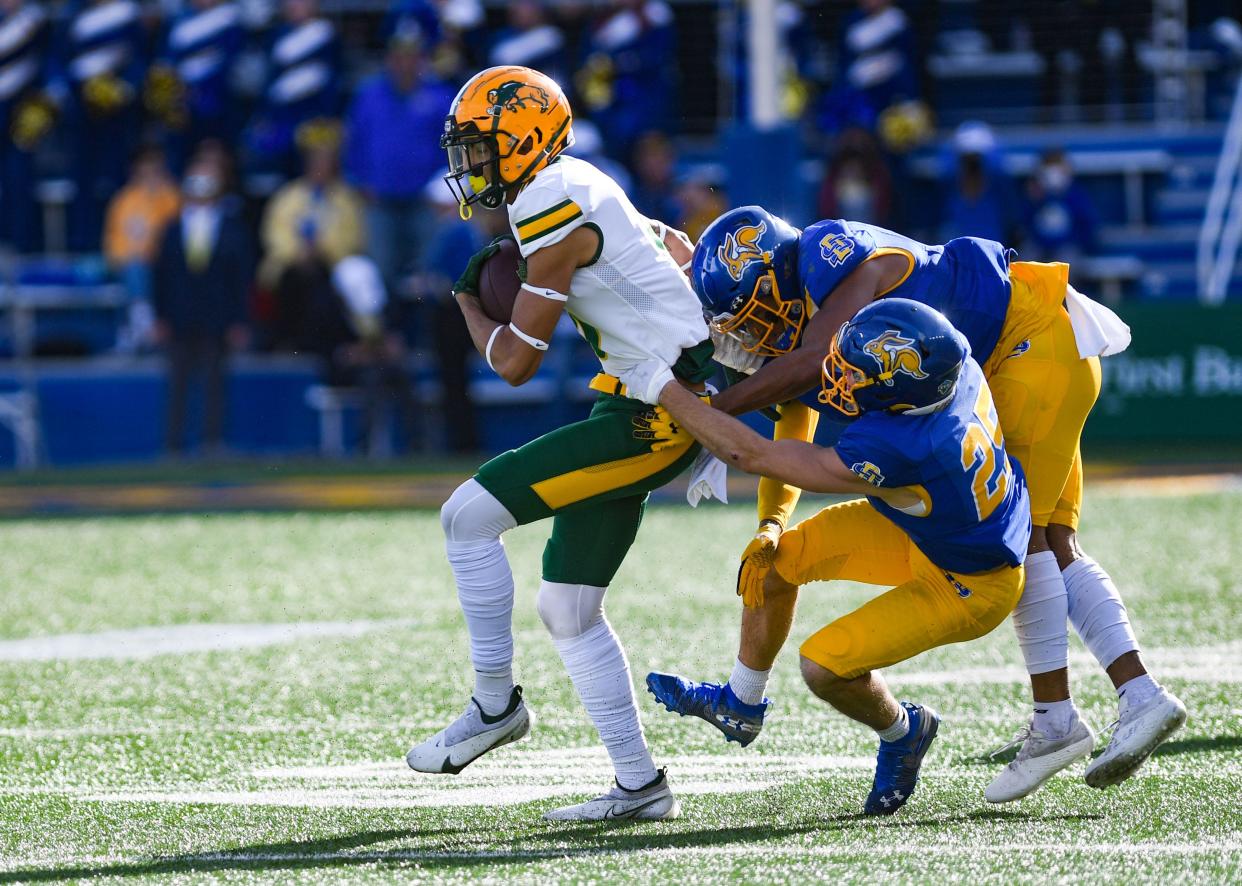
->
0 620 411 662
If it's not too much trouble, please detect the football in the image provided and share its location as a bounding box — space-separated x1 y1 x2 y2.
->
478 238 523 324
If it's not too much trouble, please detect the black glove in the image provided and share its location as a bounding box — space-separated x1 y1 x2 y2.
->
453 235 513 296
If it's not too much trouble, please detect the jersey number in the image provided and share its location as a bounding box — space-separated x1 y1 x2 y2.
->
959 386 1012 520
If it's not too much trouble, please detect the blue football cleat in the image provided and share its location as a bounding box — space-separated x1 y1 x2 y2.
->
864 701 940 816
646 672 769 747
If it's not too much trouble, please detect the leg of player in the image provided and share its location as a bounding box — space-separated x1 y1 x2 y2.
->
538 578 679 822
986 526 1096 803
406 479 533 775
799 657 939 816
538 498 679 822
646 571 797 747
1048 523 1187 788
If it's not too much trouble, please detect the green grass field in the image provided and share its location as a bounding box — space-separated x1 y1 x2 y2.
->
1 488 1239 883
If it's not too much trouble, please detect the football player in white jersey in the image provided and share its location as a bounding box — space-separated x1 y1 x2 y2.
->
405 65 711 821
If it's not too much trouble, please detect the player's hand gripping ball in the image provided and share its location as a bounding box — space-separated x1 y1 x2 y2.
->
737 521 782 608
456 237 524 324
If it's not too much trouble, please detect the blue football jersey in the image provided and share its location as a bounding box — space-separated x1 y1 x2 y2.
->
832 359 1031 575
800 219 1015 366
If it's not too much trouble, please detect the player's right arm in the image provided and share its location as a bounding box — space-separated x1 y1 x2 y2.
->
707 255 900 416
456 226 600 387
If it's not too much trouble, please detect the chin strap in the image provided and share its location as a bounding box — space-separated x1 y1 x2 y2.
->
459 201 472 221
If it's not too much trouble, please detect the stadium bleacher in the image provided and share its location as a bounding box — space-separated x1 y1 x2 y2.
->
1 0 1241 467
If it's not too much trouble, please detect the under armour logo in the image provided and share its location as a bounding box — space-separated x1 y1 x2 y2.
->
880 789 906 808
716 715 758 732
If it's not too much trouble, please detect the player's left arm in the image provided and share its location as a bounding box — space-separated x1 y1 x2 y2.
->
658 381 874 496
456 225 599 387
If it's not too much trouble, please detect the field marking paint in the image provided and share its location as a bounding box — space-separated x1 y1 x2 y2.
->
0 620 411 662
3 748 878 810
890 641 1242 685
6 841 1241 872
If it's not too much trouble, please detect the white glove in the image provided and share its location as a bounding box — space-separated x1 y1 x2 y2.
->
710 326 765 375
617 359 675 405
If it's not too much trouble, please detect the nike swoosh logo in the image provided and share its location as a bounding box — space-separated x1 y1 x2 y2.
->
603 795 664 819
440 753 468 775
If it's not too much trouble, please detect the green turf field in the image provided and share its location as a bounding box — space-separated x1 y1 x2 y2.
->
1 489 1239 883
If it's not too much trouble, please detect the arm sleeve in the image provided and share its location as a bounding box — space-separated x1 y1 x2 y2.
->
509 175 587 259
756 399 821 528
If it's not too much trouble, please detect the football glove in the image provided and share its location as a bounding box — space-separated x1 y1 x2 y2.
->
737 521 782 608
453 235 512 297
632 404 690 452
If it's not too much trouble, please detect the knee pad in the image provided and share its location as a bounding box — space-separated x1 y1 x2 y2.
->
536 580 607 641
440 478 517 544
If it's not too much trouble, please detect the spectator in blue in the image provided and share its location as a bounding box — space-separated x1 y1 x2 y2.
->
245 0 339 181
731 1 818 123
940 121 1019 245
54 0 148 252
345 27 452 290
818 0 918 133
1023 149 1097 261
577 0 677 161
0 0 52 254
628 130 681 226
488 1 566 86
386 0 483 83
149 0 245 169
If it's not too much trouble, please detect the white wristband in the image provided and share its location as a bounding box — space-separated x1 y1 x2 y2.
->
509 322 549 351
484 325 503 372
520 282 568 302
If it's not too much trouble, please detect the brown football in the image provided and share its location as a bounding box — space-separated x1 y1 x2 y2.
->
478 238 523 324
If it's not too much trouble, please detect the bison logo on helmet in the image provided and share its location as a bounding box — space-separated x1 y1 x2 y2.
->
487 80 550 116
863 330 929 387
717 221 770 282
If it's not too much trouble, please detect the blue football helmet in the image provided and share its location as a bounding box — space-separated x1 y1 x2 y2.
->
691 206 804 356
820 298 970 417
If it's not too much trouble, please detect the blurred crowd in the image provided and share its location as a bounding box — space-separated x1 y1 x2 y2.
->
1 0 1209 456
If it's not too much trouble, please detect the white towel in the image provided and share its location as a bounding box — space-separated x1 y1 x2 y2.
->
686 446 728 507
1065 285 1131 358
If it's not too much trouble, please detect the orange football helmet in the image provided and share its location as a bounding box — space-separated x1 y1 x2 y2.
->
441 66 574 212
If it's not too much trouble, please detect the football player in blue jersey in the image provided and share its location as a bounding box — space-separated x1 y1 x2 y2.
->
620 298 1030 816
654 206 1184 801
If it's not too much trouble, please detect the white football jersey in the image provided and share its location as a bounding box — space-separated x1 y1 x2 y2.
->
507 155 708 379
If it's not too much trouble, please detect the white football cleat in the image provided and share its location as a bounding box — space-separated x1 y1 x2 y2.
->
1084 687 1186 788
542 768 681 822
985 715 1096 803
406 686 532 775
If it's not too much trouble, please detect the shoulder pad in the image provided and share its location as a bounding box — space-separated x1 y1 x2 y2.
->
799 219 878 308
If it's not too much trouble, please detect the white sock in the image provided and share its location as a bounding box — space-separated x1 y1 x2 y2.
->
473 669 514 716
447 538 516 716
1011 550 1069 675
552 616 657 791
1064 556 1141 672
728 658 770 705
1117 673 1160 711
877 705 910 742
1032 698 1077 738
